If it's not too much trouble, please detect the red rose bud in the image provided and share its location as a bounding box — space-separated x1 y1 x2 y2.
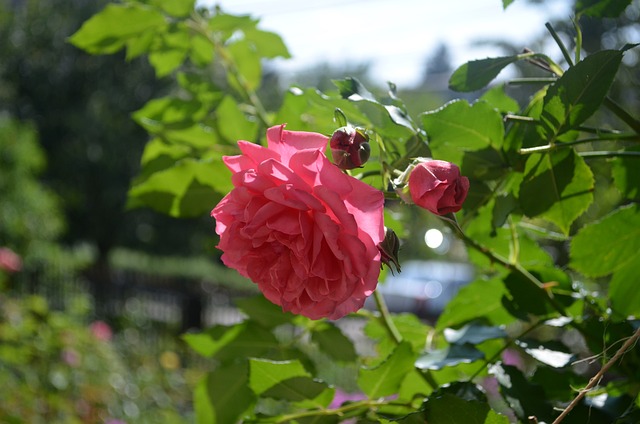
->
378 227 401 274
408 159 469 215
330 126 371 170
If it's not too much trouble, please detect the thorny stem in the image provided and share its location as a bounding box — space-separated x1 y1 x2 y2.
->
551 327 640 424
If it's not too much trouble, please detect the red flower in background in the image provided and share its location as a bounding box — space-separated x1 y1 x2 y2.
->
0 247 22 273
212 125 385 320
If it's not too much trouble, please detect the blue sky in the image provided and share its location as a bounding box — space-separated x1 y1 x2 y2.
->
202 0 572 87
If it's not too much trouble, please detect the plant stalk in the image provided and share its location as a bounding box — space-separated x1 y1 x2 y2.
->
372 289 403 344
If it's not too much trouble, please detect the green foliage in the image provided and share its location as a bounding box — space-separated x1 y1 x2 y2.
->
69 0 640 422
0 293 194 424
0 116 66 268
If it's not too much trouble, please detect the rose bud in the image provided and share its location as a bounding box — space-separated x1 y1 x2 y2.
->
378 227 401 274
408 159 469 215
330 126 371 170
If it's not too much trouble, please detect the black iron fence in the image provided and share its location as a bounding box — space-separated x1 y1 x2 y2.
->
11 261 254 333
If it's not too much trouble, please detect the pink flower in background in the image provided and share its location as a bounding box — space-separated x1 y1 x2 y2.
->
90 320 113 342
329 389 366 408
212 124 385 320
0 247 22 273
61 348 80 367
408 160 469 215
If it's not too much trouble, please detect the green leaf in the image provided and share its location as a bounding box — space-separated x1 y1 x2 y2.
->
244 28 291 59
449 56 519 92
502 270 566 319
398 369 433 401
196 362 255 424
365 314 431 360
415 344 484 371
262 377 329 402
358 341 415 398
311 323 357 362
444 323 507 345
519 149 594 234
502 0 515 8
183 324 246 357
275 87 366 134
479 85 520 114
248 358 310 395
148 0 195 18
193 377 214 424
436 277 512 331
148 24 191 77
423 394 509 424
68 4 166 54
575 0 632 17
133 97 209 129
571 204 640 317
190 33 215 66
465 201 554 269
538 50 622 142
492 364 555 422
612 150 640 200
420 100 505 180
609 262 640 317
227 39 262 91
570 204 640 276
183 322 280 363
235 295 294 329
127 157 231 217
334 78 417 140
216 96 259 143
208 13 258 38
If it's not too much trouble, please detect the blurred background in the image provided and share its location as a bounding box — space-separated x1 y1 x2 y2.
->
0 0 638 422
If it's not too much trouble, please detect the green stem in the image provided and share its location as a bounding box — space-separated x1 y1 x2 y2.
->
505 114 537 124
546 22 574 67
507 77 558 85
572 16 583 65
271 398 412 423
603 97 640 134
579 151 640 159
373 289 403 344
519 134 640 155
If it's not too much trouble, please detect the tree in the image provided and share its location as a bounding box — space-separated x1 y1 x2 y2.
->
0 0 213 262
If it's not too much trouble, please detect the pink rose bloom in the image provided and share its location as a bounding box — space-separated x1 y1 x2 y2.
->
211 124 385 320
90 320 113 341
408 160 469 215
0 247 22 273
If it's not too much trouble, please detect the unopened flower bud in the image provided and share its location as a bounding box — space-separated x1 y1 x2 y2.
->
378 227 401 274
330 126 371 170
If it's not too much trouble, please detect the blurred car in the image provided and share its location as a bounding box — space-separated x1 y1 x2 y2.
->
365 260 474 319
